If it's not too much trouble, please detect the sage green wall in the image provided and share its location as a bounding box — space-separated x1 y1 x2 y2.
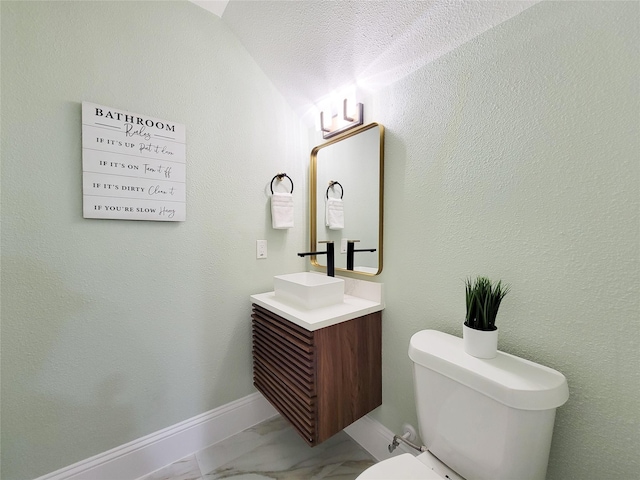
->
3 1 639 480
0 2 308 479
367 2 639 479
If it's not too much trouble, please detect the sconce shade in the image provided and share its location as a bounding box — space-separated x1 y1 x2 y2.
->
320 99 363 139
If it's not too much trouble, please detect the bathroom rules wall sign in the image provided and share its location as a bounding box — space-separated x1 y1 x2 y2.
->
81 102 186 221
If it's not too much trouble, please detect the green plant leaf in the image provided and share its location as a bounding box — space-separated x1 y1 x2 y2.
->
464 276 509 331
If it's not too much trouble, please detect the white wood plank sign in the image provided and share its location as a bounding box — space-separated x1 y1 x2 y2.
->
82 102 186 221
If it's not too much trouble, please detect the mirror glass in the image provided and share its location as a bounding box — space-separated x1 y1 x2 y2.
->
310 123 384 276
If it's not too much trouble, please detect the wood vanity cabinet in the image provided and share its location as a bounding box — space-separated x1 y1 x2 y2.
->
251 304 382 446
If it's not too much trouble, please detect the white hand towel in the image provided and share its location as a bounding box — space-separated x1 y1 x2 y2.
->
325 197 344 230
271 192 294 229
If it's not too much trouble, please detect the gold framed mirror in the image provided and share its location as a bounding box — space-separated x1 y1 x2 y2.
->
310 122 384 276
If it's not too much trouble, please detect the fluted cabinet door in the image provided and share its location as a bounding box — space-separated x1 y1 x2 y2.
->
252 304 382 446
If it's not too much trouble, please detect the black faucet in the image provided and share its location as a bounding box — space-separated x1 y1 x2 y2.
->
346 240 376 271
298 241 335 277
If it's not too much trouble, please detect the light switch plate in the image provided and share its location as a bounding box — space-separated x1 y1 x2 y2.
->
256 240 267 259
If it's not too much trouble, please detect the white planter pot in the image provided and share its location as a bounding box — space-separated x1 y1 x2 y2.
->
463 324 498 359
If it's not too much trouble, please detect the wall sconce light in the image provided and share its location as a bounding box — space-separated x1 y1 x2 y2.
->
320 99 364 140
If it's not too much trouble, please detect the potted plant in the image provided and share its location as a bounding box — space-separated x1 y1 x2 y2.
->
463 276 510 358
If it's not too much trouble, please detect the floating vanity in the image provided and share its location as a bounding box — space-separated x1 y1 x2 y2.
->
251 273 384 446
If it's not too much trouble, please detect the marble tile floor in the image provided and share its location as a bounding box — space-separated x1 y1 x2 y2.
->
138 415 376 480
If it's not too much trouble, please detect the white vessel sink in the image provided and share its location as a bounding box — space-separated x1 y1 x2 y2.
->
274 272 344 309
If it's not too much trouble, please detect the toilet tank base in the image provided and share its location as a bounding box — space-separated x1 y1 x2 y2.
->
415 366 557 480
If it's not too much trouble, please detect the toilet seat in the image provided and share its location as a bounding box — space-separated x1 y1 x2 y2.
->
356 453 443 479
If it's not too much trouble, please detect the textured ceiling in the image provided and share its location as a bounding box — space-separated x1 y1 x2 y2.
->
191 0 229 18
201 1 539 125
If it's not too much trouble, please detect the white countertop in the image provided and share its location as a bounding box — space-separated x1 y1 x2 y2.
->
251 275 384 331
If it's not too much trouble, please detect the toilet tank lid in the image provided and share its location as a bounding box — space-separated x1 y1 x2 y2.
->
409 330 569 410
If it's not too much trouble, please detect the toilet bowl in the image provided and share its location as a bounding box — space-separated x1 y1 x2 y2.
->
358 452 465 480
357 453 439 479
356 330 569 480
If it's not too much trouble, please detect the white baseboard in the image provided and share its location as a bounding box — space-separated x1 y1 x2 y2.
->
34 392 278 480
35 393 410 480
344 414 416 462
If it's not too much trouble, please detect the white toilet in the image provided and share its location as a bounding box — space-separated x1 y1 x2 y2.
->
357 330 569 480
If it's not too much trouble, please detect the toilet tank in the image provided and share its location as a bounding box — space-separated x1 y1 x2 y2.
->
409 330 568 480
